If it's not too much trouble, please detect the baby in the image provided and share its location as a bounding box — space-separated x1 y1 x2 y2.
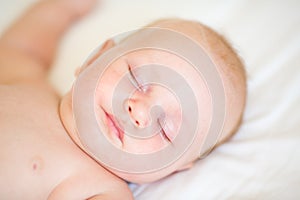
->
0 0 246 199
60 19 247 183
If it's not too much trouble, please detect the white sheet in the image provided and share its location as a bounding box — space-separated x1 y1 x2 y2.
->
1 0 300 199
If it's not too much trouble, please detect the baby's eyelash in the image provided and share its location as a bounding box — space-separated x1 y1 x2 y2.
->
128 65 142 91
158 119 172 143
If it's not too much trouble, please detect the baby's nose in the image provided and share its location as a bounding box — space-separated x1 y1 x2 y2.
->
125 94 153 128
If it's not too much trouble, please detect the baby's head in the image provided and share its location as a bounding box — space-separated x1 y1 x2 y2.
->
60 19 246 183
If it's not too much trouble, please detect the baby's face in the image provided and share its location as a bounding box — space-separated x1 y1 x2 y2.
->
60 19 244 183
61 46 212 183
60 19 246 183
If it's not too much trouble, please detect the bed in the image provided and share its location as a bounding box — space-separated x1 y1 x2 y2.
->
1 0 299 199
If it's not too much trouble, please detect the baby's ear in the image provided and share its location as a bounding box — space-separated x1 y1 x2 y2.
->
75 39 115 77
85 39 115 67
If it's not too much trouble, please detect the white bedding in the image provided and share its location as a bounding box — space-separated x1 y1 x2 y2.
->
1 0 300 199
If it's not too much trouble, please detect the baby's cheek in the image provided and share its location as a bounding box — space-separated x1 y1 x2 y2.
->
96 67 130 111
165 113 182 141
96 78 116 109
163 100 182 141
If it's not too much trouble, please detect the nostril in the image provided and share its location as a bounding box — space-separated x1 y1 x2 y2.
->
135 120 140 126
128 106 132 112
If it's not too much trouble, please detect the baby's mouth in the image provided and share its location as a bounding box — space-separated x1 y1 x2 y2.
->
105 112 124 145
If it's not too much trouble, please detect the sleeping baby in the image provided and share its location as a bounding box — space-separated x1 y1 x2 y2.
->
0 0 246 199
60 18 247 183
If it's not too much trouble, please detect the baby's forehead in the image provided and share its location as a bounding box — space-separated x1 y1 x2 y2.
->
145 20 243 80
117 19 228 64
145 19 233 59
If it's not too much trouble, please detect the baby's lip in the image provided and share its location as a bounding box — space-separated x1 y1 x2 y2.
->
105 112 124 144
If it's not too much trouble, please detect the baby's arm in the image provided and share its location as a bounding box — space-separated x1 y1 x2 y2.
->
48 168 133 200
0 0 95 84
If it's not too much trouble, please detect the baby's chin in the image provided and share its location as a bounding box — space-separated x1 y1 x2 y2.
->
106 154 194 184
109 164 177 184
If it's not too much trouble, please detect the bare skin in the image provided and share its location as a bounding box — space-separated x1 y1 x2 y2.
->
0 0 133 199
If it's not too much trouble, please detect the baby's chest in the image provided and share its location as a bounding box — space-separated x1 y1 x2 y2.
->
0 122 87 199
0 88 87 198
